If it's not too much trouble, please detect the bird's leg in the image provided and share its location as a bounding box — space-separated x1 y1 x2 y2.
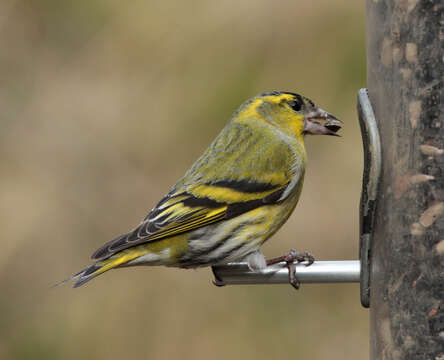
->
287 261 300 290
266 250 315 290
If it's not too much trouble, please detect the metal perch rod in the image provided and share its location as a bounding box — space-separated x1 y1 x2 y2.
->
212 260 360 286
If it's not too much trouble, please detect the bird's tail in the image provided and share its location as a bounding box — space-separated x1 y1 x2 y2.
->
57 249 147 288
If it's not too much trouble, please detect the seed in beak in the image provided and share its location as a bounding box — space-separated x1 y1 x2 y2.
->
325 123 341 133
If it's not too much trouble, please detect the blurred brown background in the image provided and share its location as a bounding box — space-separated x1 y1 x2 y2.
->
0 1 367 359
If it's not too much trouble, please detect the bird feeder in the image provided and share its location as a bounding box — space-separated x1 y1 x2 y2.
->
213 2 443 359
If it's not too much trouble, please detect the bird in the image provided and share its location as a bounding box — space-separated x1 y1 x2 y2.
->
63 91 342 289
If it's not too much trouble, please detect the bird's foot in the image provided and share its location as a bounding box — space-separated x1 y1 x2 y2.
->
266 250 315 290
266 249 315 266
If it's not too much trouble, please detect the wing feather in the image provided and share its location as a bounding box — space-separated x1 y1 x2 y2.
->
91 183 288 260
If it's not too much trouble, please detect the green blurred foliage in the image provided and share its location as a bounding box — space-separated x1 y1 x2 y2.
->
0 1 367 359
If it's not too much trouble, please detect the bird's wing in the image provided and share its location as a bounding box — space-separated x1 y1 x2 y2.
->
91 122 303 260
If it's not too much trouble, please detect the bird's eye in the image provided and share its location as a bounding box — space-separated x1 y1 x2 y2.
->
289 99 302 112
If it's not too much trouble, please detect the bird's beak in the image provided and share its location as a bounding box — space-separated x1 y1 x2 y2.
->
304 109 342 136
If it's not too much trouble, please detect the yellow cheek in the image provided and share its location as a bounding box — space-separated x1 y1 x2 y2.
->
281 113 305 141
291 114 305 133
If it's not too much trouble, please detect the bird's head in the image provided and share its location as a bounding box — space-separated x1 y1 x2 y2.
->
236 91 342 140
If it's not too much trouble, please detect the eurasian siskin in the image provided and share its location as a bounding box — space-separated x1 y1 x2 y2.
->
64 91 342 288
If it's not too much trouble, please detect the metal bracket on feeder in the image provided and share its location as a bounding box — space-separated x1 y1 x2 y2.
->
357 88 381 308
211 89 381 309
